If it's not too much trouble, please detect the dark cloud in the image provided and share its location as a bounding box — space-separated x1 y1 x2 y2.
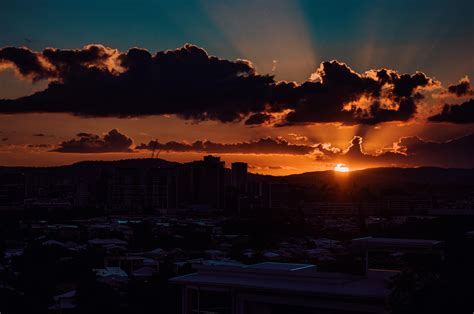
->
0 44 272 122
0 44 118 82
136 137 315 155
1 138 8 141
53 129 133 153
0 45 440 125
33 133 45 137
428 99 474 123
0 47 53 81
245 113 273 125
392 135 474 168
447 76 473 97
318 134 474 168
76 132 95 137
27 144 52 149
283 63 437 125
41 44 119 80
248 164 285 171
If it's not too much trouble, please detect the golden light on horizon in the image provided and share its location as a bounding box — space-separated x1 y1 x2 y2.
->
334 163 350 173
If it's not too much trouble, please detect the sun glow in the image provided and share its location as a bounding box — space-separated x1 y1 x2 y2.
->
334 163 350 172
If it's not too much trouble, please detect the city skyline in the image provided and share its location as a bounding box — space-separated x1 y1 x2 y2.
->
1 2 474 312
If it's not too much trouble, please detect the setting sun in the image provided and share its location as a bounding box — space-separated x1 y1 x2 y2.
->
334 163 350 173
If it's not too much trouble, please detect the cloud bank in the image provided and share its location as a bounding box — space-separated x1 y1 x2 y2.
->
428 99 474 123
46 128 474 169
135 137 315 155
2 43 466 126
446 76 473 97
53 129 133 153
317 134 474 168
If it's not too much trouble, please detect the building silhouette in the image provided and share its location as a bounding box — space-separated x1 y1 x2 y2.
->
231 162 248 194
177 155 225 210
107 168 148 212
150 166 178 210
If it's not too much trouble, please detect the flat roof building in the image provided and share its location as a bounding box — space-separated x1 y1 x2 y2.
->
351 237 444 274
170 262 396 314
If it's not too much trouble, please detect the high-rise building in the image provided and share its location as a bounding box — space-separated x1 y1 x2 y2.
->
150 167 177 210
177 155 225 210
263 181 289 209
107 168 147 212
231 162 248 194
0 171 25 210
24 170 75 209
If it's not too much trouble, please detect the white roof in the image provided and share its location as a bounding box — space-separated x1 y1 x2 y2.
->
94 267 128 278
4 248 24 258
42 240 65 247
203 260 244 267
88 238 128 246
263 252 280 258
145 248 165 256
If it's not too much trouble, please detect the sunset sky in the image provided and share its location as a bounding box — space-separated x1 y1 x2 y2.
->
1 0 473 175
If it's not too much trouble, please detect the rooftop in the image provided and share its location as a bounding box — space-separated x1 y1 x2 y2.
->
465 231 474 239
94 267 128 278
170 262 396 301
351 236 444 251
245 262 316 272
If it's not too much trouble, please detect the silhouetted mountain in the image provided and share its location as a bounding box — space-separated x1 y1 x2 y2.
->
66 158 179 169
284 167 474 189
2 159 474 186
0 158 178 173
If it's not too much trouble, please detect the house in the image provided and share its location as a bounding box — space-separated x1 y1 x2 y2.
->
48 290 76 312
94 267 129 287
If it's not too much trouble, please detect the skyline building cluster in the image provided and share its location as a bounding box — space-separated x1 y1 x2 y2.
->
0 156 289 213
